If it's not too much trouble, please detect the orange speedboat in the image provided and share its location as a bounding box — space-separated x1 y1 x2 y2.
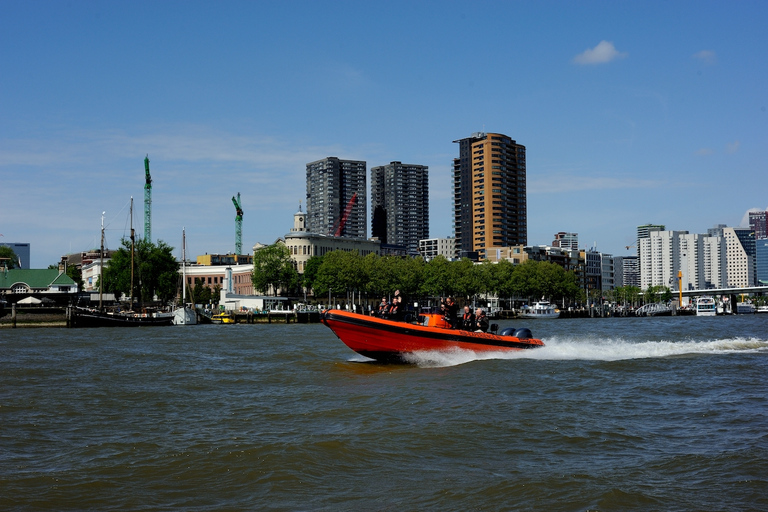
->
321 309 544 362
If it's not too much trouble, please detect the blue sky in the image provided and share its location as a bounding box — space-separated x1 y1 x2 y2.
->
2 1 766 268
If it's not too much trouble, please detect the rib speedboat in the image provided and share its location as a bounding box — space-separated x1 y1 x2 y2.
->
321 309 544 363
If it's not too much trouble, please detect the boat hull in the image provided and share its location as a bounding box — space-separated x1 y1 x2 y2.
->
71 308 174 327
321 309 543 362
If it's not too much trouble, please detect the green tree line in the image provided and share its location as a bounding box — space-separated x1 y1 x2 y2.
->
252 245 581 305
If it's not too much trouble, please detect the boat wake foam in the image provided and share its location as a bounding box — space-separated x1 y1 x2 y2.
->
399 337 768 367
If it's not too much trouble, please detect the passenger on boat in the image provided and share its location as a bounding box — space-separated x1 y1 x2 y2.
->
441 297 459 328
376 297 390 317
474 308 489 332
460 306 476 331
388 296 404 321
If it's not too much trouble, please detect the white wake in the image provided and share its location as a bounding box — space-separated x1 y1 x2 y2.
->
399 337 768 367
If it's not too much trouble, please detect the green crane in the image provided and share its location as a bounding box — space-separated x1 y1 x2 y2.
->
232 192 243 256
144 155 152 242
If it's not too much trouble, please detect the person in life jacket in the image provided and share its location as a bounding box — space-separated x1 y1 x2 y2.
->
377 297 390 317
460 305 476 331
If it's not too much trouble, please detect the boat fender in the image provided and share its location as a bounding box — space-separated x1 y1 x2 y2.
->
499 327 515 336
513 328 533 339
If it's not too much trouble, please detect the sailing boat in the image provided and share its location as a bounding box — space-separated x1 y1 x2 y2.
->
70 199 173 327
173 228 197 325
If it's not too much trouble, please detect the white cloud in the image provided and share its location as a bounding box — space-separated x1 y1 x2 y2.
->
696 148 714 156
572 41 628 65
693 50 717 65
726 140 740 154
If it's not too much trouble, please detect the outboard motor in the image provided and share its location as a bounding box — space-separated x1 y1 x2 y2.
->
513 327 533 339
490 323 499 333
499 327 515 336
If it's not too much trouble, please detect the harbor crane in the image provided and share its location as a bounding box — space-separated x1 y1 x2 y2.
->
144 155 152 242
232 192 243 255
331 193 357 237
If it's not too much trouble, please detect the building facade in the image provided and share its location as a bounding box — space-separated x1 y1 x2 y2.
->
552 232 579 250
453 132 527 260
614 256 639 288
370 161 429 256
723 227 755 287
756 238 768 285
283 208 380 273
418 237 456 261
306 157 367 239
749 210 767 240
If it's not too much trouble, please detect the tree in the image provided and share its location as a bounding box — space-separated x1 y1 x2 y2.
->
302 255 324 294
0 245 19 269
102 238 178 305
252 243 299 296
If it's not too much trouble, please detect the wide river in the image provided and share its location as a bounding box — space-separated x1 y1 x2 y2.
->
2 314 767 511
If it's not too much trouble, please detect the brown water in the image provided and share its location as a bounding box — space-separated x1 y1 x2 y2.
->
2 315 767 510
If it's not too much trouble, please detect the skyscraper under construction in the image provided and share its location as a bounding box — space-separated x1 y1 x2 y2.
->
453 132 527 260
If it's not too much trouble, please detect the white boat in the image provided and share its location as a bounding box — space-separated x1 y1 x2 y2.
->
173 228 197 326
695 296 716 317
519 300 560 319
736 302 755 314
757 305 768 314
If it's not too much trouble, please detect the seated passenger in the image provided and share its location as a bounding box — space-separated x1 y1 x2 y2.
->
474 308 489 332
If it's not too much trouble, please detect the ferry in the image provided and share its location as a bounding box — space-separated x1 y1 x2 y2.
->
695 296 716 317
321 309 544 363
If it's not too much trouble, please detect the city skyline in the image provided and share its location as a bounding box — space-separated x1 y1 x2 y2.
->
2 1 766 268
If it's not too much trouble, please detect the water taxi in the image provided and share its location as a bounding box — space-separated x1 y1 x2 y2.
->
321 309 543 363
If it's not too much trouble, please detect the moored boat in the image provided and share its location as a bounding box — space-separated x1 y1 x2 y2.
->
211 312 235 324
695 296 716 317
518 300 560 319
71 307 174 327
321 309 544 363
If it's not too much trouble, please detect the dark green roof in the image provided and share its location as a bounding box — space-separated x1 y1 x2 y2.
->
0 269 77 290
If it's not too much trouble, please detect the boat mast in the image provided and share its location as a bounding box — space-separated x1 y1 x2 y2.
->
130 197 135 310
99 211 105 312
182 227 187 307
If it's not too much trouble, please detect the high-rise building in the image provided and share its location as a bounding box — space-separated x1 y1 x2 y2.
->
552 232 579 250
370 161 429 256
614 256 639 288
723 227 755 287
756 238 768 285
749 210 768 239
453 132 527 260
306 157 367 239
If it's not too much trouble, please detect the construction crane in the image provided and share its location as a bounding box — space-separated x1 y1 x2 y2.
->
332 193 357 237
232 192 243 255
144 155 152 242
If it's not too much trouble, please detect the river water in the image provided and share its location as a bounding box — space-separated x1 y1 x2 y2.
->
1 315 767 511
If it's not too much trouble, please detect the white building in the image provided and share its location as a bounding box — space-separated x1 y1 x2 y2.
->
723 227 754 287
418 237 456 261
